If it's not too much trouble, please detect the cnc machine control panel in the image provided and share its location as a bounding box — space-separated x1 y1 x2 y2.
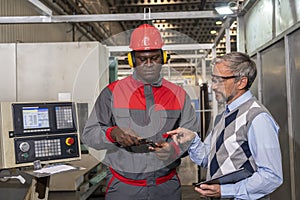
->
0 102 81 169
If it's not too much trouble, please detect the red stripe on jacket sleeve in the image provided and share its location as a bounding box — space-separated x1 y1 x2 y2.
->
106 126 117 143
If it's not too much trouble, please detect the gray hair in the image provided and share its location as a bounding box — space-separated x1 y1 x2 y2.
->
212 52 257 89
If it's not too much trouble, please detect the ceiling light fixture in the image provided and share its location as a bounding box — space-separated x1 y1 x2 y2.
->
210 30 217 34
214 1 238 15
214 6 234 15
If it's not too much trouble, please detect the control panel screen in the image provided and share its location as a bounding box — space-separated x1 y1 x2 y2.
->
12 102 77 136
23 107 50 130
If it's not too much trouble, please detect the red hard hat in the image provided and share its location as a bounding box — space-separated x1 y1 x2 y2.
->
129 24 164 51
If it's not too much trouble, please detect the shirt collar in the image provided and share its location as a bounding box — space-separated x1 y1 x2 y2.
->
226 90 253 112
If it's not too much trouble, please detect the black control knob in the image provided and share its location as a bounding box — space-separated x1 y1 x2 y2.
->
67 148 75 154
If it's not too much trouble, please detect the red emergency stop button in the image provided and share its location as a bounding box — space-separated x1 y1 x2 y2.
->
65 137 75 146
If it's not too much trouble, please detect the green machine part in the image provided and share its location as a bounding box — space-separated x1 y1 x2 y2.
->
109 57 118 83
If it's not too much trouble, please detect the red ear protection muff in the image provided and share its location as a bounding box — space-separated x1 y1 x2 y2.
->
127 50 170 68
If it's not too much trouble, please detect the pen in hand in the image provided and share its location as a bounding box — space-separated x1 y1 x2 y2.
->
162 133 171 140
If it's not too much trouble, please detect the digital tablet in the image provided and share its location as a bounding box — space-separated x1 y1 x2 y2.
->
138 138 160 148
194 168 252 187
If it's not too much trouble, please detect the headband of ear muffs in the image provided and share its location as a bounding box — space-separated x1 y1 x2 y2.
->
127 50 170 68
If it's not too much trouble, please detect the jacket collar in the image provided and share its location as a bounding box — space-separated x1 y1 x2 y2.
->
132 70 162 87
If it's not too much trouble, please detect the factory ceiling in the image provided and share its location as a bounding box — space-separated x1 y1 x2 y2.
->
38 0 246 78
108 0 239 49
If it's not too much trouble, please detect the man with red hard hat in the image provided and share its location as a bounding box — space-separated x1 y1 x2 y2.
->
82 23 198 200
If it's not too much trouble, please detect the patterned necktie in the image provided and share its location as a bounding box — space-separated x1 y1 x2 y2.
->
225 105 230 115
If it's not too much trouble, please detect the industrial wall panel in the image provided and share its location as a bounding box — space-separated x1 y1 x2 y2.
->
0 0 33 16
72 42 110 111
275 0 300 35
296 0 300 21
250 55 258 99
290 28 300 200
245 0 273 54
98 44 110 92
0 44 16 101
261 40 291 200
0 0 80 43
16 42 108 110
0 23 74 43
